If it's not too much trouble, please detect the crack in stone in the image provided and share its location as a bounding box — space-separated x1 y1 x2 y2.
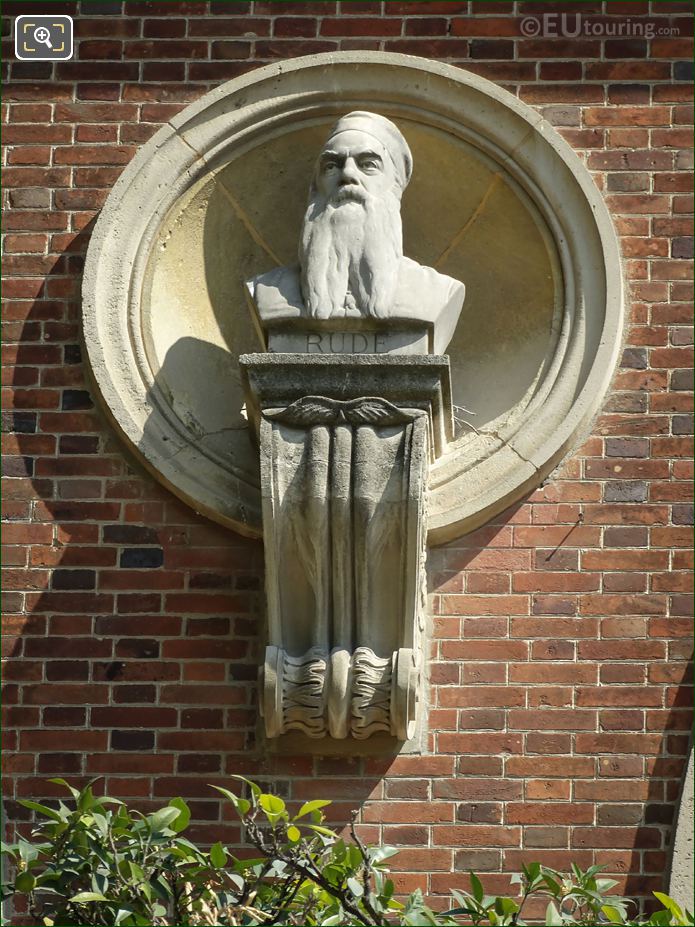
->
170 122 283 268
434 173 503 269
481 426 538 471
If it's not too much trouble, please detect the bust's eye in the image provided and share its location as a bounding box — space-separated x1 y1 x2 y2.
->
359 158 381 172
322 160 339 172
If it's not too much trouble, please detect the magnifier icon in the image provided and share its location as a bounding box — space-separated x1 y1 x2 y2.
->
33 26 53 49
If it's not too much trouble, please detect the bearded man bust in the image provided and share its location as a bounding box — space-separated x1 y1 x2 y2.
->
246 111 465 356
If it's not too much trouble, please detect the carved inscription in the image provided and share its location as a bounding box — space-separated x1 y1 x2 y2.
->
266 328 430 356
306 331 388 354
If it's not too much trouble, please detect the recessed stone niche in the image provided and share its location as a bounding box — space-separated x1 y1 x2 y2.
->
83 52 623 545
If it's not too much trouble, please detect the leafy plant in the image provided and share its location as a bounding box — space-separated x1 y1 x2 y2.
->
1 778 691 926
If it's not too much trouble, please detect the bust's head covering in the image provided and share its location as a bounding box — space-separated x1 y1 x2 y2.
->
323 111 413 191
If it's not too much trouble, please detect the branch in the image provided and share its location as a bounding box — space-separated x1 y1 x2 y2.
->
243 819 375 926
350 812 389 927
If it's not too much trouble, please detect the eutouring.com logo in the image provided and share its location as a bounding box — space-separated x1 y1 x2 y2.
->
520 13 681 39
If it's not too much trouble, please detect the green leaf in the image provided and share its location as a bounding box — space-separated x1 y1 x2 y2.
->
210 841 227 868
654 892 686 923
347 877 364 897
545 901 563 926
15 871 36 893
286 825 301 843
259 793 286 815
168 797 191 833
147 806 181 833
494 896 519 916
114 908 134 925
596 878 620 893
47 778 80 800
17 800 63 822
69 891 108 902
294 799 332 819
469 871 484 903
601 903 627 924
306 824 336 837
542 873 562 896
210 785 251 817
229 775 262 802
648 911 675 926
128 862 146 884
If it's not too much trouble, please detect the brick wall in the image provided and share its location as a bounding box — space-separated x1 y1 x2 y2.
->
2 1 693 920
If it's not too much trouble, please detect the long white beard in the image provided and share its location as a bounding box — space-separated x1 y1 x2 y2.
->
299 188 403 320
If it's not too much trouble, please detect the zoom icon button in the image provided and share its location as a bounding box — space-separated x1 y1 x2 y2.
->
15 15 74 61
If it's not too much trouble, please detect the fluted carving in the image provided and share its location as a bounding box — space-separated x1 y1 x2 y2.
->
241 355 454 743
260 645 417 739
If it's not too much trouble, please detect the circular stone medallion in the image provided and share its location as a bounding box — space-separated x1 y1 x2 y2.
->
83 52 623 543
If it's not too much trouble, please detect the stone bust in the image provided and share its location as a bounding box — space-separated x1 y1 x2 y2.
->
247 111 465 355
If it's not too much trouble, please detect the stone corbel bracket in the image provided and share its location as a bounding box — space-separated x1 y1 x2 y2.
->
240 354 453 742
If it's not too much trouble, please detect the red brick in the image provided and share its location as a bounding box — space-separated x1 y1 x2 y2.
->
432 825 520 847
53 146 135 166
509 710 598 731
440 595 529 615
20 730 107 750
321 18 401 36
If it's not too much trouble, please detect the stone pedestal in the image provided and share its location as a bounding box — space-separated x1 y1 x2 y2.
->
240 354 452 742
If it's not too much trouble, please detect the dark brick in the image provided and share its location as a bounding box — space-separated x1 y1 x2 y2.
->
672 505 694 525
59 435 100 454
604 527 648 548
645 804 677 825
673 415 694 435
3 456 34 477
207 0 251 11
597 804 643 826
604 481 648 503
11 62 53 80
470 40 514 59
672 237 694 259
52 570 96 590
61 390 93 410
228 663 257 681
189 572 233 589
43 707 86 726
674 61 694 81
115 638 160 659
2 411 36 434
111 730 154 751
621 347 648 370
38 753 82 773
178 754 221 773
457 803 503 823
64 344 82 364
103 524 159 544
80 0 123 10
113 684 156 702
605 438 649 458
605 40 647 59
46 661 89 680
120 548 164 568
671 370 694 391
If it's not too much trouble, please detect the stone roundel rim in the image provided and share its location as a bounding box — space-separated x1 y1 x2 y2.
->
82 51 624 544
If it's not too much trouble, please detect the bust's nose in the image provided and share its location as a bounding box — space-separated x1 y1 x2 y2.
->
339 157 360 185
